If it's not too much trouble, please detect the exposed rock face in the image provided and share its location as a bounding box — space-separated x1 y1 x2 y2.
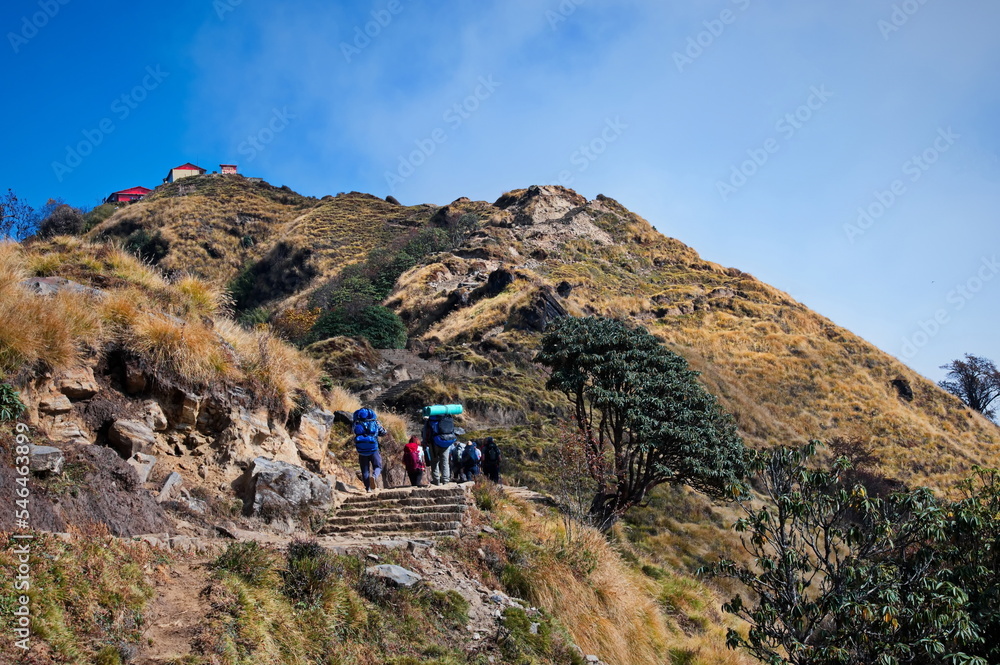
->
56 367 99 400
21 276 107 300
242 457 333 518
38 394 72 415
47 418 93 446
29 445 64 474
507 287 568 332
892 378 914 402
109 419 157 458
0 443 169 536
292 408 336 471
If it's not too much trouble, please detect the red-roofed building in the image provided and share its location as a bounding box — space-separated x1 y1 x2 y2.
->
220 164 238 175
163 163 206 183
105 186 152 203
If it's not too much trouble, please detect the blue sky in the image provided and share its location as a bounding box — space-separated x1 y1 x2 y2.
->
1 0 998 382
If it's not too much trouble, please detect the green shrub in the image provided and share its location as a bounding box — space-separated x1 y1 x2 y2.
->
38 203 85 238
83 203 118 232
229 241 318 311
0 383 25 421
282 539 339 605
123 228 170 263
237 306 270 328
311 305 406 349
211 541 277 587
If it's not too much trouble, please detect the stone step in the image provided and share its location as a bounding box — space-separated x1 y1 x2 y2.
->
337 496 467 512
341 485 467 505
325 510 465 529
321 520 462 536
333 503 468 520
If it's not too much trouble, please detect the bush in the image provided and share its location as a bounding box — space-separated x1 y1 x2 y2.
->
282 539 339 604
311 305 406 349
123 229 170 263
83 203 119 232
229 241 318 311
0 383 26 421
211 541 277 587
39 204 85 237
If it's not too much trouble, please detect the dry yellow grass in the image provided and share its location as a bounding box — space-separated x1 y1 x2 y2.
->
0 242 104 376
0 239 339 419
492 494 671 665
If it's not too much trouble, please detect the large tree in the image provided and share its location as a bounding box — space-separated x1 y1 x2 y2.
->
939 354 1000 421
536 316 747 528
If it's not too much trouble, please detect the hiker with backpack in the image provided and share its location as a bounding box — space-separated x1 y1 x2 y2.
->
450 439 467 483
423 407 459 485
482 436 502 484
461 439 482 482
353 407 387 493
402 435 425 487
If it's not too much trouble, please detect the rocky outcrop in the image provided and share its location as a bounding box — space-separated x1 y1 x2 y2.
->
242 457 334 519
292 408 336 471
507 287 568 332
109 419 157 458
0 443 169 536
29 445 64 474
56 367 99 400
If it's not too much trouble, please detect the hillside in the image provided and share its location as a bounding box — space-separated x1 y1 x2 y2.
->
3 177 998 665
87 177 1000 492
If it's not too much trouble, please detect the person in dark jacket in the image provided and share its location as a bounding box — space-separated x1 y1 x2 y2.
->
461 439 482 482
353 408 387 492
402 435 425 487
481 437 502 484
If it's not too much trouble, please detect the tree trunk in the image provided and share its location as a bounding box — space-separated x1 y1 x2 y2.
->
589 492 620 532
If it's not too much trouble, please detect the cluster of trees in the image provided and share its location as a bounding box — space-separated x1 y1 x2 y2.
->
537 316 998 664
1 188 118 240
706 443 999 665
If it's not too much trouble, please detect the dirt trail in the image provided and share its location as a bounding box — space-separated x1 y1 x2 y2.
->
140 558 213 664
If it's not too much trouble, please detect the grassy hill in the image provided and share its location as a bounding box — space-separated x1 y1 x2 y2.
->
12 176 995 664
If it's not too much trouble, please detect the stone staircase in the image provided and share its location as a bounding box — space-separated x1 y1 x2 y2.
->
320 484 471 540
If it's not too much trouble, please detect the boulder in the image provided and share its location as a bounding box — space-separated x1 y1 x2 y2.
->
109 420 157 458
157 471 183 503
243 457 333 518
293 408 336 469
364 564 422 588
143 400 168 431
29 445 64 474
21 277 106 300
127 453 157 484
38 394 72 415
507 287 567 333
56 367 99 400
47 418 92 445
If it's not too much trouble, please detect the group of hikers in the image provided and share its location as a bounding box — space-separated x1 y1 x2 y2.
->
352 405 502 493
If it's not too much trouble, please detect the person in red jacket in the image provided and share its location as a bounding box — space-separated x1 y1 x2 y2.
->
402 435 426 486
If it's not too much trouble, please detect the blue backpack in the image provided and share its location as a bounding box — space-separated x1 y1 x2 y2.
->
429 415 457 448
464 445 481 465
353 408 381 447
